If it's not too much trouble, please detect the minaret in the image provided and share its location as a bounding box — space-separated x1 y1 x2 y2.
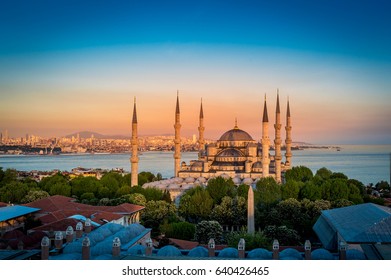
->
174 92 181 177
285 97 292 169
198 98 205 151
261 94 270 177
130 97 139 187
274 90 282 183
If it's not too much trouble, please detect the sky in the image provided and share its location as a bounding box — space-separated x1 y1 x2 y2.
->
0 0 390 144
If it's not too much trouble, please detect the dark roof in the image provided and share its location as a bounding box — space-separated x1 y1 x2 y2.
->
219 128 254 142
216 148 244 158
0 205 40 222
263 98 269 122
24 195 144 229
313 203 391 250
132 100 137 124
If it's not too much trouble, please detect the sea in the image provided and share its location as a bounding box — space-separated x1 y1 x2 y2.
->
0 145 390 186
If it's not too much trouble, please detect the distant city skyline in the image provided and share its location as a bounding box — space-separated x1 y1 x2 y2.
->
0 0 390 144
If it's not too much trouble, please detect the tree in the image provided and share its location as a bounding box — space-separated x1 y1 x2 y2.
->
226 231 270 251
206 176 235 205
194 220 223 244
315 167 333 180
127 193 147 206
0 181 29 203
49 182 71 197
138 171 157 186
100 172 121 196
160 222 196 240
178 187 213 223
0 169 18 186
80 192 95 201
255 177 281 205
39 173 70 193
142 200 177 236
299 181 321 201
211 196 247 226
332 199 353 208
375 181 390 192
285 166 313 182
264 225 300 246
281 180 301 200
70 176 102 198
116 185 131 197
236 184 249 199
141 187 165 202
331 172 348 180
22 190 50 203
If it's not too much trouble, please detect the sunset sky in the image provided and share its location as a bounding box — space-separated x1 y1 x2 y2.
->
0 0 390 144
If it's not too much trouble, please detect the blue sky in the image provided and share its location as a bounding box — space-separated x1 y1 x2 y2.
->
0 0 390 144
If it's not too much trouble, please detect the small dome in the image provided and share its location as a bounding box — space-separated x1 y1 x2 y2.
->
233 177 242 185
219 173 231 180
168 183 179 189
50 253 81 260
182 184 193 190
157 245 182 257
93 254 114 260
279 248 303 260
174 177 184 184
127 244 146 255
218 248 239 258
188 246 209 258
185 177 196 183
346 249 366 260
217 148 244 158
242 178 253 185
219 128 254 142
247 248 272 260
63 240 83 254
311 249 334 260
197 177 207 183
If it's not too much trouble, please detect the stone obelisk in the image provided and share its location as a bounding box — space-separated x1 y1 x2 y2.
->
247 186 255 234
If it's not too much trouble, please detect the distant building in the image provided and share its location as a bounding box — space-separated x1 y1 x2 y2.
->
313 203 391 251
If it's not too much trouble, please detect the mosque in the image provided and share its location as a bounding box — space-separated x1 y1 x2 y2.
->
130 91 292 188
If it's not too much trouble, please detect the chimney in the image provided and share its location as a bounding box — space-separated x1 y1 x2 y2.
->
41 236 50 260
85 218 91 234
17 240 24 250
304 240 311 260
145 238 153 256
208 238 215 257
339 241 347 260
66 226 74 243
272 239 279 260
82 237 90 260
76 222 83 238
112 237 121 257
238 238 246 259
54 231 63 249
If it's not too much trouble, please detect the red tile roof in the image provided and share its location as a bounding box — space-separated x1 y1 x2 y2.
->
168 238 199 250
0 202 9 208
23 195 144 230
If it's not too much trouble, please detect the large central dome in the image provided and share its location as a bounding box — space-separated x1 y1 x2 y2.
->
218 127 254 142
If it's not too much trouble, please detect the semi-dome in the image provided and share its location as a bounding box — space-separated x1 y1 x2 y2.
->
218 127 254 142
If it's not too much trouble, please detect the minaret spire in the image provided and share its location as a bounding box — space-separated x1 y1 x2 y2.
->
130 97 139 187
198 98 205 151
262 94 270 177
174 92 181 177
285 97 292 169
274 90 282 183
